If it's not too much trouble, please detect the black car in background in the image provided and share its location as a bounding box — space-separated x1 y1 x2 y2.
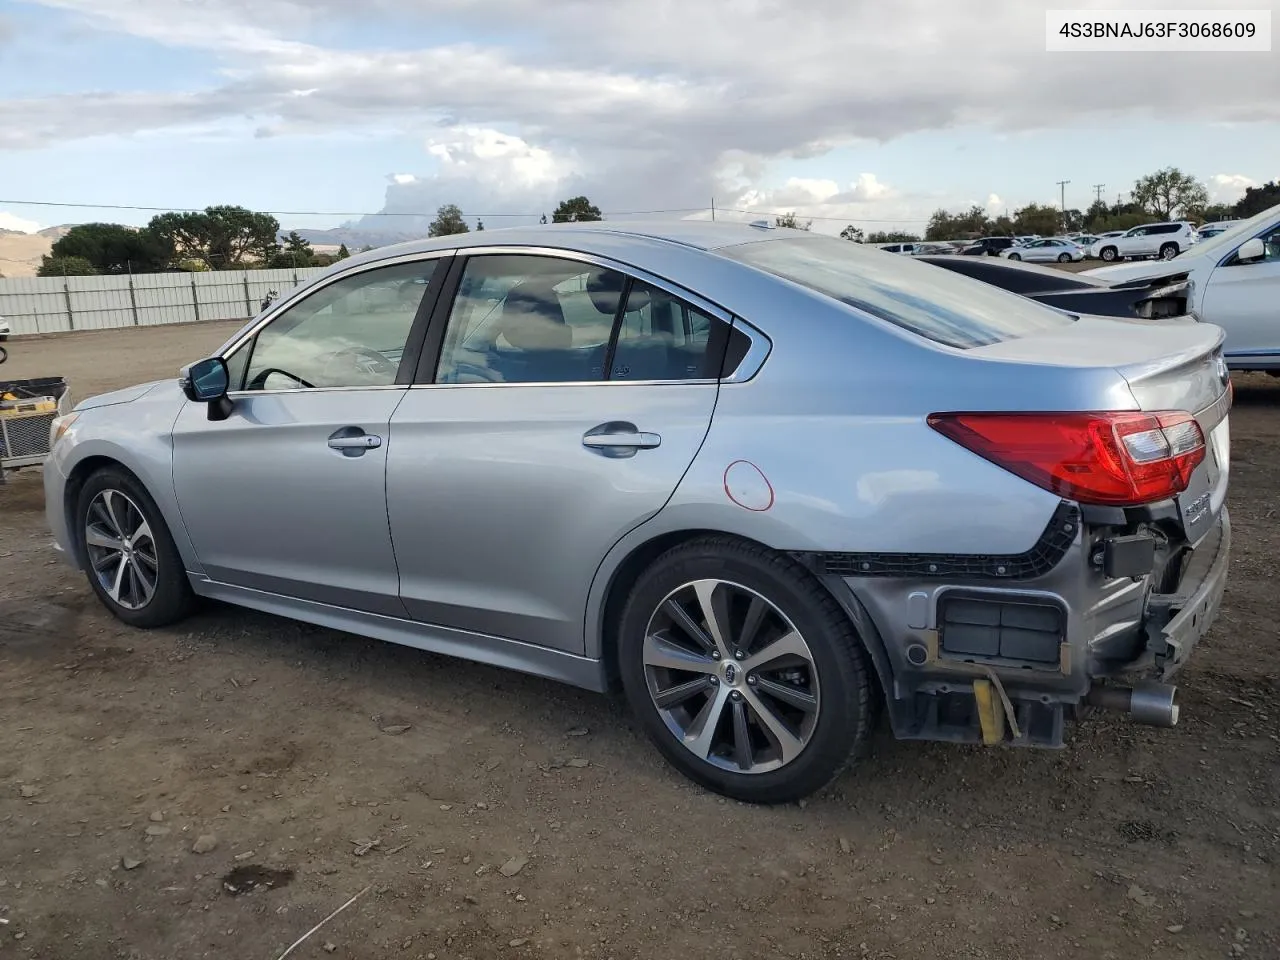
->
959 236 1017 256
917 254 1192 319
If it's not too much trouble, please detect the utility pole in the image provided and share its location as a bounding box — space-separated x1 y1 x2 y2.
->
1056 179 1071 231
711 197 716 222
1092 183 1105 204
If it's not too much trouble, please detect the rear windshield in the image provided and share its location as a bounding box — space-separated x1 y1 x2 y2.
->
719 235 1077 349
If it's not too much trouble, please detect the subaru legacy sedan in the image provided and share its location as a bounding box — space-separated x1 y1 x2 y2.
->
44 221 1231 803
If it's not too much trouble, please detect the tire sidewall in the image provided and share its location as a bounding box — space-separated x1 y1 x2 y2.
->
618 542 866 802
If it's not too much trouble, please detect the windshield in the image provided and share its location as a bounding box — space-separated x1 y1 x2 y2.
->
1177 203 1280 258
719 235 1077 349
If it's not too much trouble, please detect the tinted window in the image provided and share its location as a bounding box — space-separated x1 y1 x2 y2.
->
1151 224 1179 234
435 255 623 384
720 235 1076 349
611 280 728 381
239 259 439 391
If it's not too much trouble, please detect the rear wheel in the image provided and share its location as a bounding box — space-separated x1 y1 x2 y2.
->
1100 246 1119 262
77 467 196 628
1057 252 1071 262
618 537 874 804
1159 242 1179 260
1007 252 1021 261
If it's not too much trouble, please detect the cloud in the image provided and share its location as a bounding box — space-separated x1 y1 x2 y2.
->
6 0 1280 230
1210 173 1257 203
986 193 1003 210
0 211 43 233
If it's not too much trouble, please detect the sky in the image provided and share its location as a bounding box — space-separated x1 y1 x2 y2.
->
0 0 1278 239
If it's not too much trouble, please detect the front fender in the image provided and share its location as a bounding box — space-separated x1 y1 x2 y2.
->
51 389 206 578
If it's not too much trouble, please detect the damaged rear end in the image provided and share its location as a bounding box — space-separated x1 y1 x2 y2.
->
844 317 1231 748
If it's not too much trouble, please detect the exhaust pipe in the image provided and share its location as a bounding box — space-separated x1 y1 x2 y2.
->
1086 681 1180 728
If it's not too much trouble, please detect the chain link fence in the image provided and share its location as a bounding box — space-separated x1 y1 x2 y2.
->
0 267 327 336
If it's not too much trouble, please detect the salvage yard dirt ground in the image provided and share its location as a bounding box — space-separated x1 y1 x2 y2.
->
2 322 1277 960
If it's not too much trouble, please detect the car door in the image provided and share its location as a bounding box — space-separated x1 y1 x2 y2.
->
385 251 751 654
1200 222 1280 361
1117 226 1148 257
170 255 448 616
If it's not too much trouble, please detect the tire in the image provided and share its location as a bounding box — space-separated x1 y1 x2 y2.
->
76 466 196 628
617 536 874 804
1057 253 1071 263
1007 252 1021 261
1100 246 1119 262
1159 242 1179 260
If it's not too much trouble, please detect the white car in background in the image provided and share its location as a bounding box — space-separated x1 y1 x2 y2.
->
1197 220 1241 240
0 316 10 342
1000 238 1085 263
1088 222 1198 262
1085 202 1280 372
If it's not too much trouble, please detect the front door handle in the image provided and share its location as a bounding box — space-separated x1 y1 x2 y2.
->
582 422 662 458
327 427 382 457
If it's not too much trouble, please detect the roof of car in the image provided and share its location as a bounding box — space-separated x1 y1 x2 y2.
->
342 219 789 271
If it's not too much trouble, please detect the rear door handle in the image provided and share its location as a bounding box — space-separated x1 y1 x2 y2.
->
582 422 662 458
327 427 382 457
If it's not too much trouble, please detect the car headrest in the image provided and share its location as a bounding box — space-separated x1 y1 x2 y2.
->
587 271 651 314
500 279 572 351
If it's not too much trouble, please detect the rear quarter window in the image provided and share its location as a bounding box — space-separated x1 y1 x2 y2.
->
719 235 1077 349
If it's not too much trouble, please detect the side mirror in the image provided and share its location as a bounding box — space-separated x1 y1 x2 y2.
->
1235 237 1265 263
180 357 233 421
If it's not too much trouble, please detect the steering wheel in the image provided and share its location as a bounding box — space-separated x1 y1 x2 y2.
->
319 346 399 384
245 367 315 391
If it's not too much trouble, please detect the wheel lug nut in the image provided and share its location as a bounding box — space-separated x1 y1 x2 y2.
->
730 691 743 701
734 650 744 660
709 676 719 685
746 674 757 685
712 651 721 660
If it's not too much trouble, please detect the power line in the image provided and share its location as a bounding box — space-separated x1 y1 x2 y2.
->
1092 183 1105 203
0 197 931 224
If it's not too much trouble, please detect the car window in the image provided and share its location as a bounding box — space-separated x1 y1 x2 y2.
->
435 254 624 384
237 259 440 391
721 235 1076 349
610 280 732 381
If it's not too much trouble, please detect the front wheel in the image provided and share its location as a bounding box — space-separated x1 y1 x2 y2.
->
1100 246 1119 262
76 467 196 628
1007 252 1021 261
0 345 7 364
618 537 875 804
1159 242 1179 260
1057 253 1071 262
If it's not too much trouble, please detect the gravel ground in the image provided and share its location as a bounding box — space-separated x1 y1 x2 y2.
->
1 322 1277 960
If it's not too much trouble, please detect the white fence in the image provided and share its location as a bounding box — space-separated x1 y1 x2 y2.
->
0 267 327 336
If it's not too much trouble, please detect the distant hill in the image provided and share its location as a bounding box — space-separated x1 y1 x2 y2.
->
290 226 425 252
0 232 54 278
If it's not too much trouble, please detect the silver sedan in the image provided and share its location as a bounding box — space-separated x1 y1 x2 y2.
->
44 221 1232 803
1000 238 1086 263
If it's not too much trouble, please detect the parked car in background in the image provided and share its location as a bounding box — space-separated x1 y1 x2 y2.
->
876 242 919 255
1086 202 1280 372
1196 220 1240 241
908 242 958 256
1088 222 1198 262
44 221 1232 802
918 253 1192 318
1000 238 1085 263
0 316 10 341
960 236 1017 256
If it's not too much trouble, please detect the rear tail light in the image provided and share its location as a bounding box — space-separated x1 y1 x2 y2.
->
928 411 1206 506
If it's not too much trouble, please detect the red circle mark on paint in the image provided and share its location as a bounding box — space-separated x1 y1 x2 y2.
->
723 459 775 512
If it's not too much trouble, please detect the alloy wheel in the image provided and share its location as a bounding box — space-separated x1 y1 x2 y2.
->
642 579 820 775
84 489 159 611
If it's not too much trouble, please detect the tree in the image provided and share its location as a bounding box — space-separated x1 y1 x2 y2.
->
1011 203 1063 237
1062 208 1085 232
337 244 351 259
866 230 920 243
1235 180 1280 218
37 255 98 276
839 225 865 242
925 205 990 241
1197 203 1237 224
552 196 603 223
476 219 485 231
283 231 313 262
428 204 470 237
1131 167 1209 221
148 206 280 270
774 211 812 230
49 222 172 274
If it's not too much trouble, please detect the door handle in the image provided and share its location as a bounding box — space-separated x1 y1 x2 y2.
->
582 432 661 449
327 427 382 457
582 422 661 459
